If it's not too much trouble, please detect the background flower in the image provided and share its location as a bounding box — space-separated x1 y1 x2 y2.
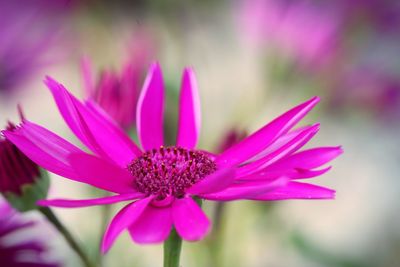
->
81 31 154 130
0 0 70 95
0 198 60 267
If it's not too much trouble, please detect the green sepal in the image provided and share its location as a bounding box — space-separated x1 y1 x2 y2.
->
2 168 50 212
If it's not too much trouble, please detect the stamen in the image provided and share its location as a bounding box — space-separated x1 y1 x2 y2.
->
128 146 217 200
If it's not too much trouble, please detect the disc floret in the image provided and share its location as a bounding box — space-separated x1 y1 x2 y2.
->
129 146 217 200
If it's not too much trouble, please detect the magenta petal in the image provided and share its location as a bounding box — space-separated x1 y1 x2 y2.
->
200 177 289 201
68 153 136 194
236 124 319 177
244 125 313 163
45 76 141 166
129 205 172 244
291 167 332 179
3 121 83 180
250 181 335 200
37 193 144 208
269 146 343 170
84 99 143 157
176 68 201 149
136 63 165 150
101 197 152 253
187 168 235 195
201 177 288 201
172 197 210 241
236 169 291 182
216 97 320 167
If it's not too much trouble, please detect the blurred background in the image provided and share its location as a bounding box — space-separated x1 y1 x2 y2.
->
1 0 400 266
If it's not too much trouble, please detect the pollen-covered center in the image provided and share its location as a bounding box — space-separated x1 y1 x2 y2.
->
128 146 217 199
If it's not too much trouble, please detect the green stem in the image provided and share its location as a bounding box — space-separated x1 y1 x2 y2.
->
163 228 183 267
163 198 203 267
39 207 96 267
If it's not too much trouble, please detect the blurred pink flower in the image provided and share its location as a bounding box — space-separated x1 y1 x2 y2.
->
238 0 340 68
0 198 60 267
81 35 154 130
334 0 400 32
0 0 70 95
4 63 341 252
217 129 247 153
332 67 400 120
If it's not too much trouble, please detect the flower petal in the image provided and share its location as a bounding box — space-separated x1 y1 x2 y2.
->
201 177 288 201
250 181 335 200
236 124 319 177
244 125 312 163
129 204 172 244
187 168 235 195
172 197 210 241
291 167 332 179
216 97 320 167
3 120 82 180
84 98 143 156
37 193 144 208
136 62 165 150
176 68 201 149
45 76 141 166
101 197 152 253
268 146 343 170
68 153 136 194
236 166 332 182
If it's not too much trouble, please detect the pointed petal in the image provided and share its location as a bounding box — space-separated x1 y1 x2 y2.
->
236 166 332 182
68 153 136 194
176 68 201 149
201 177 288 201
268 146 343 170
3 121 82 180
136 63 165 150
101 197 152 253
216 97 320 167
250 181 335 200
236 124 319 177
84 99 143 156
244 125 313 163
292 167 332 179
129 205 172 244
172 197 210 241
45 76 141 166
37 193 144 208
187 168 235 195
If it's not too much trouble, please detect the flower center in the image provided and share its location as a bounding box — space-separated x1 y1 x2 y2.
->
128 146 217 200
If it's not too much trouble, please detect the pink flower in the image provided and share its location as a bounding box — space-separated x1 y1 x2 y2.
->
3 63 342 252
238 0 340 68
0 198 60 267
81 34 153 130
0 0 71 95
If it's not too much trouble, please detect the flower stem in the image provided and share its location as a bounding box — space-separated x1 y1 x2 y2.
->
163 228 182 267
39 207 95 267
